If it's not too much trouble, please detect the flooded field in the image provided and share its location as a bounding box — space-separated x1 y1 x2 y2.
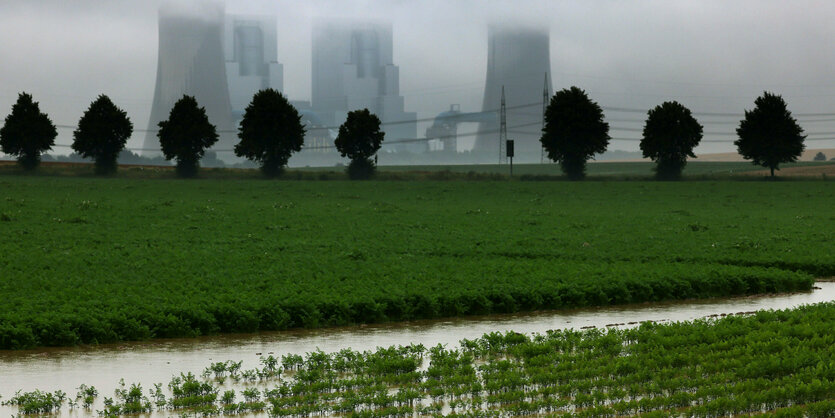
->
1 282 833 416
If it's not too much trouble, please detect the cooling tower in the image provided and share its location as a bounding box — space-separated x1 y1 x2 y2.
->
474 25 552 161
144 1 235 158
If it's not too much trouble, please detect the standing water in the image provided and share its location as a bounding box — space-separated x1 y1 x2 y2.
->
1 282 833 415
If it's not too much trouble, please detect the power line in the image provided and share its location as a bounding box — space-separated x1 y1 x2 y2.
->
604 105 835 118
606 117 835 125
49 121 544 153
609 137 835 143
52 102 542 135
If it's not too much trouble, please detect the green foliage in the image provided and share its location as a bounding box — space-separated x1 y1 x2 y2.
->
157 95 218 177
813 151 826 161
0 179 831 349
0 92 57 170
235 89 305 177
72 95 133 175
735 92 806 177
1 389 65 414
540 86 610 180
74 384 98 409
641 101 703 180
335 109 384 179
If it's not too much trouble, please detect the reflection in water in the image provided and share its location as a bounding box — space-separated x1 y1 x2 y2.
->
1 282 833 415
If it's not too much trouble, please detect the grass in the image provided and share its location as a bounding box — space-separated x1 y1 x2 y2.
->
0 178 832 348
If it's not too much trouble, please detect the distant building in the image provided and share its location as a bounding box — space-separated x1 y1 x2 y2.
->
291 101 336 154
144 1 236 158
224 14 284 125
311 20 417 152
475 25 552 161
145 3 286 162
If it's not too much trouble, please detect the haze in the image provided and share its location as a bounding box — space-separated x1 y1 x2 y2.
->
2 0 835 157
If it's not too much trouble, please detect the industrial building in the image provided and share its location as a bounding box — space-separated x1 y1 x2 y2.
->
145 3 284 161
144 3 552 165
311 20 417 152
475 25 552 161
224 14 284 125
144 1 236 158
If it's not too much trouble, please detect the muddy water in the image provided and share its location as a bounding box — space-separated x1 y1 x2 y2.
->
1 282 833 415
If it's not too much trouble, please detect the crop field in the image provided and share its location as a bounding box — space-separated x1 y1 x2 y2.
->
4 302 835 416
0 177 832 349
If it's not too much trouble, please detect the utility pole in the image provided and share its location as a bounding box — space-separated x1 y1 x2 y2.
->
541 72 549 164
507 139 514 177
499 86 507 164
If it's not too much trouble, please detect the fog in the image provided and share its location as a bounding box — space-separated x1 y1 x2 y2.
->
2 0 835 160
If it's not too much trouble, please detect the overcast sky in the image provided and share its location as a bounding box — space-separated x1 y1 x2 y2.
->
2 0 835 155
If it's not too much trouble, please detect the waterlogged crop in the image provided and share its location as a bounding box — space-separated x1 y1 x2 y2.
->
0 179 831 348
73 384 97 409
5 302 835 416
1 389 65 414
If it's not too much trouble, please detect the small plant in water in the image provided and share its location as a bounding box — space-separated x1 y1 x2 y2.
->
1 390 66 414
75 384 98 409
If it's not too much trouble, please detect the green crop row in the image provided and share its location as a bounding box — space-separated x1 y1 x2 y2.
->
0 178 831 348
0 260 812 349
5 302 835 416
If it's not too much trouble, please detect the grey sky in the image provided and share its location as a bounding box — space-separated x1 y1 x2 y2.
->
2 0 835 154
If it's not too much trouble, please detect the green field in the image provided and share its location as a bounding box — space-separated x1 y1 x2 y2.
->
6 302 835 416
0 177 832 348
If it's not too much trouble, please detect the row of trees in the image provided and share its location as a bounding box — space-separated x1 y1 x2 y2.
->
540 87 806 179
1 88 810 179
0 90 385 178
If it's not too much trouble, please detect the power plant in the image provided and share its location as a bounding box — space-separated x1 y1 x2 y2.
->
475 25 552 160
311 20 417 152
145 2 553 164
224 14 284 126
144 1 236 157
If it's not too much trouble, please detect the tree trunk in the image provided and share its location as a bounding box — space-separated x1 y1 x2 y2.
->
770 166 775 177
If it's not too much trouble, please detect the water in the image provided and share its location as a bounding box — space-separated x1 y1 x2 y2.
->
1 282 833 415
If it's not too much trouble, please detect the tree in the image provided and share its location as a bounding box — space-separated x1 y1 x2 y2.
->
0 92 57 170
735 92 805 177
540 86 609 180
334 109 384 179
235 89 305 177
640 101 703 180
813 152 826 161
72 95 133 175
157 95 218 177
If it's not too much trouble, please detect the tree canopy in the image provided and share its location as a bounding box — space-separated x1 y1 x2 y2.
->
235 89 305 177
72 95 133 175
640 101 703 180
157 95 218 177
335 108 385 179
540 86 609 180
0 92 57 170
735 92 805 177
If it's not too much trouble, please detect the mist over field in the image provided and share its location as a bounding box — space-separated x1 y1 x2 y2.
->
2 0 835 157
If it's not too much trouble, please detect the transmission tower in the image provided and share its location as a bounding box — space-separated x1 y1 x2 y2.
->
541 73 549 164
499 86 507 164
